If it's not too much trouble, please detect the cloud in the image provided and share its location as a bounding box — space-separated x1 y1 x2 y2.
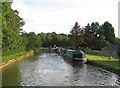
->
11 0 119 36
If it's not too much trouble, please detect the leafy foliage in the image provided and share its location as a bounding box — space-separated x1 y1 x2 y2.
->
2 2 118 58
69 22 84 49
115 38 120 57
2 2 42 56
2 2 25 55
101 21 115 43
69 22 116 50
42 32 69 47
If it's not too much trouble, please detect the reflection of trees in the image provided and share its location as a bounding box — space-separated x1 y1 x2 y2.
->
69 61 88 85
2 63 21 86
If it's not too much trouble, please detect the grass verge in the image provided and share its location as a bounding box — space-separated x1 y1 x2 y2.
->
1 50 34 63
86 54 120 71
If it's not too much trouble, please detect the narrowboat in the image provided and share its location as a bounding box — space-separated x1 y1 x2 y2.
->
65 49 87 63
54 47 61 55
55 47 67 56
60 48 67 56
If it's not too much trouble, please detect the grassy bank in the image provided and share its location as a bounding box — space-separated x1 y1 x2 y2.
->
86 54 120 71
1 50 34 67
2 50 34 63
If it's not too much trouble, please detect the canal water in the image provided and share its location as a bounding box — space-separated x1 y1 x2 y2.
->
2 53 120 86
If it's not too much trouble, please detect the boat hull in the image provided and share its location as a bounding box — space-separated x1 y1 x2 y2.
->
65 55 87 63
64 49 87 63
74 58 87 63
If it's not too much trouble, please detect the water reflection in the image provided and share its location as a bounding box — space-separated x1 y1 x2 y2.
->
2 53 120 86
2 63 21 86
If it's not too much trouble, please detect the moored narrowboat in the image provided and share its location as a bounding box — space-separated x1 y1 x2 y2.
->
60 48 67 56
54 47 61 55
65 49 87 63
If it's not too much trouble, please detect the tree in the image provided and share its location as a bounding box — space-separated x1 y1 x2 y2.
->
70 22 84 49
115 38 120 58
83 23 93 48
2 2 25 55
25 32 42 51
101 21 115 43
56 33 69 47
90 22 100 37
83 22 110 50
41 32 69 47
42 33 52 47
21 32 29 51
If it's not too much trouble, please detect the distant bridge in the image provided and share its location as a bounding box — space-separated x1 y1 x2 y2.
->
40 47 55 53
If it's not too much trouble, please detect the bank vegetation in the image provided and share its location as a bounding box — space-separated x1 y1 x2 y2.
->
1 2 120 70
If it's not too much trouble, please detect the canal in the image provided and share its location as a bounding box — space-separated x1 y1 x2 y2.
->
2 53 120 86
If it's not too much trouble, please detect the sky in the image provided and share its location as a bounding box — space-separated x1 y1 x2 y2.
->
11 0 119 37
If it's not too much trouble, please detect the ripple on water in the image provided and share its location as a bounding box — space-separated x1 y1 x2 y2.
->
3 53 119 86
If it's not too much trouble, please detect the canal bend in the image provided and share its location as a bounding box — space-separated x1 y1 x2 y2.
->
2 53 120 86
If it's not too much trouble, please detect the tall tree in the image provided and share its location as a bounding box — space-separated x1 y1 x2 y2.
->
26 32 41 50
83 23 93 47
2 2 25 55
90 22 100 37
101 21 115 43
70 22 84 48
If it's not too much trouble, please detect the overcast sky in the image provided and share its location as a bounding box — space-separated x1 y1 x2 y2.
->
11 0 119 37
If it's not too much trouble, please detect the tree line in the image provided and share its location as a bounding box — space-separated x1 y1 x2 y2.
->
2 2 25 55
70 22 115 50
1 2 120 57
1 2 70 56
69 22 120 57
